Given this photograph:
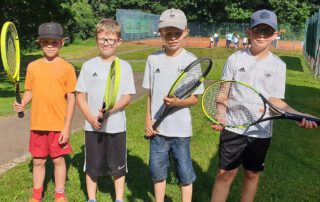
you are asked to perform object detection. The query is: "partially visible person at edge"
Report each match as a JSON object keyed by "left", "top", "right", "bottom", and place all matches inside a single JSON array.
[
  {"left": 13, "top": 22, "right": 76, "bottom": 202},
  {"left": 143, "top": 8, "right": 204, "bottom": 202},
  {"left": 209, "top": 9, "right": 318, "bottom": 202}
]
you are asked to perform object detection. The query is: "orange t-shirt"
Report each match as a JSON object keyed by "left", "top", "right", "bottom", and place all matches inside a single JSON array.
[{"left": 24, "top": 57, "right": 76, "bottom": 131}]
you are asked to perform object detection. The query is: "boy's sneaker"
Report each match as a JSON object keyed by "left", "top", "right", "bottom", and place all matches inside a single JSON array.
[{"left": 55, "top": 197, "right": 68, "bottom": 202}]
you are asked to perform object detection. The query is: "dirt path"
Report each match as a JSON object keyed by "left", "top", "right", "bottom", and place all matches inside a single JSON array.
[{"left": 0, "top": 72, "right": 147, "bottom": 174}]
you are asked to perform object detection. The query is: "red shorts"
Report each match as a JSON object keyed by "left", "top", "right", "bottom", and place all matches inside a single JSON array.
[{"left": 29, "top": 130, "right": 72, "bottom": 158}]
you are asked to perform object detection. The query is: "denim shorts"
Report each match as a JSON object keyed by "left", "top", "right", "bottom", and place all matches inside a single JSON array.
[{"left": 149, "top": 135, "right": 196, "bottom": 185}]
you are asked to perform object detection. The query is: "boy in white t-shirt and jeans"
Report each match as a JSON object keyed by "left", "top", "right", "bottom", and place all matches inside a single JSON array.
[{"left": 143, "top": 8, "right": 204, "bottom": 202}]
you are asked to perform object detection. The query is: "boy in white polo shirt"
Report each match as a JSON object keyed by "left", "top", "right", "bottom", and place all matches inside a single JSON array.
[
  {"left": 210, "top": 9, "right": 317, "bottom": 202},
  {"left": 76, "top": 18, "right": 136, "bottom": 202},
  {"left": 143, "top": 8, "right": 204, "bottom": 202}
]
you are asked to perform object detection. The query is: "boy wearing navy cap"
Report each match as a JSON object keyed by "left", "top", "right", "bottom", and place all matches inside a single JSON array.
[{"left": 210, "top": 9, "right": 317, "bottom": 202}]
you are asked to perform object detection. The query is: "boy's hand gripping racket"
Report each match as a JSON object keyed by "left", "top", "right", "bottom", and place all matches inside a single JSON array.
[
  {"left": 202, "top": 80, "right": 320, "bottom": 129},
  {"left": 146, "top": 57, "right": 213, "bottom": 139},
  {"left": 1, "top": 22, "right": 24, "bottom": 118},
  {"left": 98, "top": 57, "right": 120, "bottom": 123}
]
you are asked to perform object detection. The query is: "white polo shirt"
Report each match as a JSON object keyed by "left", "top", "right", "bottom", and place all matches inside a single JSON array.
[
  {"left": 142, "top": 49, "right": 204, "bottom": 137},
  {"left": 76, "top": 57, "right": 136, "bottom": 133},
  {"left": 221, "top": 49, "right": 286, "bottom": 138}
]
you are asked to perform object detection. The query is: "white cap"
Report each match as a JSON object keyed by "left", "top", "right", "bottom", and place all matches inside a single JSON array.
[{"left": 158, "top": 8, "right": 187, "bottom": 30}]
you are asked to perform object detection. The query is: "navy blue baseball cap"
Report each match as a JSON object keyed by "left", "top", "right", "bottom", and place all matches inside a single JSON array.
[
  {"left": 38, "top": 22, "right": 63, "bottom": 39},
  {"left": 250, "top": 9, "right": 278, "bottom": 31}
]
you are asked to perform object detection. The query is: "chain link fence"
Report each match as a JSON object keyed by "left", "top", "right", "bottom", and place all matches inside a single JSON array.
[
  {"left": 116, "top": 9, "right": 305, "bottom": 51},
  {"left": 116, "top": 9, "right": 160, "bottom": 41},
  {"left": 304, "top": 10, "right": 320, "bottom": 78}
]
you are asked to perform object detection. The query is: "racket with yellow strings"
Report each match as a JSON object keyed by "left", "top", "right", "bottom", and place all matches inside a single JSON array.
[{"left": 1, "top": 22, "right": 24, "bottom": 118}]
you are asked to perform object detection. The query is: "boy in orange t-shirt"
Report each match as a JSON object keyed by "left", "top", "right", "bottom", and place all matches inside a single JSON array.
[{"left": 13, "top": 22, "right": 76, "bottom": 202}]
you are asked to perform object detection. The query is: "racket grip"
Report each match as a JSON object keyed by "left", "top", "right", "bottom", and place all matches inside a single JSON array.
[
  {"left": 18, "top": 111, "right": 24, "bottom": 118},
  {"left": 15, "top": 86, "right": 24, "bottom": 118},
  {"left": 98, "top": 110, "right": 110, "bottom": 123},
  {"left": 152, "top": 119, "right": 161, "bottom": 130},
  {"left": 98, "top": 117, "right": 104, "bottom": 123},
  {"left": 144, "top": 120, "right": 162, "bottom": 140},
  {"left": 286, "top": 113, "right": 320, "bottom": 125}
]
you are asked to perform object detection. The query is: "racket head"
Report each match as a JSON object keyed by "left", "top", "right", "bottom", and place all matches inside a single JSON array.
[
  {"left": 1, "top": 22, "right": 20, "bottom": 82},
  {"left": 104, "top": 57, "right": 120, "bottom": 110},
  {"left": 168, "top": 57, "right": 212, "bottom": 98},
  {"left": 202, "top": 80, "right": 267, "bottom": 128}
]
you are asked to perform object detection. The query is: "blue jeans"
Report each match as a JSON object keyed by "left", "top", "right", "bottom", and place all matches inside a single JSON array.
[{"left": 149, "top": 135, "right": 196, "bottom": 185}]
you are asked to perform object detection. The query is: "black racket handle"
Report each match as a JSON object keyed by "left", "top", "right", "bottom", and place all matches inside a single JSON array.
[
  {"left": 98, "top": 110, "right": 110, "bottom": 123},
  {"left": 285, "top": 112, "right": 320, "bottom": 125},
  {"left": 143, "top": 113, "right": 165, "bottom": 140},
  {"left": 15, "top": 84, "right": 24, "bottom": 118}
]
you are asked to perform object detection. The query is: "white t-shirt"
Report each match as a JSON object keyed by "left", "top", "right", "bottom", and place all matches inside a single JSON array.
[
  {"left": 243, "top": 37, "right": 248, "bottom": 43},
  {"left": 76, "top": 56, "right": 136, "bottom": 133},
  {"left": 234, "top": 37, "right": 239, "bottom": 43},
  {"left": 221, "top": 49, "right": 286, "bottom": 138},
  {"left": 142, "top": 49, "right": 204, "bottom": 137}
]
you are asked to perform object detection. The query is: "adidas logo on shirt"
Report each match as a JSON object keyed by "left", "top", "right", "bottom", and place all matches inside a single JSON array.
[
  {"left": 239, "top": 67, "right": 245, "bottom": 72},
  {"left": 155, "top": 68, "right": 160, "bottom": 73},
  {"left": 92, "top": 72, "right": 98, "bottom": 77},
  {"left": 265, "top": 73, "right": 271, "bottom": 78}
]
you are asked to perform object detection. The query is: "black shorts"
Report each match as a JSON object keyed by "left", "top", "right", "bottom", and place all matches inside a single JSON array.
[
  {"left": 219, "top": 130, "right": 271, "bottom": 171},
  {"left": 84, "top": 130, "right": 127, "bottom": 177}
]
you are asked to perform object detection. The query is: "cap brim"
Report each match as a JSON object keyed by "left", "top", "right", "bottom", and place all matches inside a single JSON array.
[
  {"left": 38, "top": 34, "right": 63, "bottom": 39},
  {"left": 159, "top": 22, "right": 186, "bottom": 30},
  {"left": 250, "top": 22, "right": 277, "bottom": 31}
]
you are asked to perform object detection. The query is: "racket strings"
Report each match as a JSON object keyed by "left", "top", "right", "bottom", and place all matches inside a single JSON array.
[
  {"left": 6, "top": 32, "right": 17, "bottom": 76},
  {"left": 203, "top": 82, "right": 265, "bottom": 127},
  {"left": 174, "top": 65, "right": 203, "bottom": 98}
]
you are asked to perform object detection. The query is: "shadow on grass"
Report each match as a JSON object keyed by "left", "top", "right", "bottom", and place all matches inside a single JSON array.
[
  {"left": 126, "top": 149, "right": 154, "bottom": 202},
  {"left": 192, "top": 156, "right": 218, "bottom": 201},
  {"left": 280, "top": 55, "right": 303, "bottom": 71},
  {"left": 71, "top": 145, "right": 87, "bottom": 199}
]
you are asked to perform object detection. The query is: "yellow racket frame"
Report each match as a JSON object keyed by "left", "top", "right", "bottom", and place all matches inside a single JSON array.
[
  {"left": 104, "top": 57, "right": 120, "bottom": 109},
  {"left": 1, "top": 21, "right": 20, "bottom": 82}
]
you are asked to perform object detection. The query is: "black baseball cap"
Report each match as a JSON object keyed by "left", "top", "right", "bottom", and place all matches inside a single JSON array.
[{"left": 38, "top": 22, "right": 63, "bottom": 39}]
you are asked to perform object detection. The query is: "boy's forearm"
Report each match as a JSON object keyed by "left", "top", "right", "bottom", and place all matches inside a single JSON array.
[
  {"left": 174, "top": 95, "right": 198, "bottom": 107},
  {"left": 145, "top": 92, "right": 152, "bottom": 121},
  {"left": 110, "top": 94, "right": 132, "bottom": 114},
  {"left": 64, "top": 92, "right": 76, "bottom": 129},
  {"left": 76, "top": 92, "right": 95, "bottom": 121},
  {"left": 269, "top": 97, "right": 303, "bottom": 115},
  {"left": 22, "top": 90, "right": 32, "bottom": 105}
]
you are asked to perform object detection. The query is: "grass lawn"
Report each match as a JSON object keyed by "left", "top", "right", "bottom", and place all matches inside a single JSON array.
[{"left": 0, "top": 41, "right": 320, "bottom": 201}]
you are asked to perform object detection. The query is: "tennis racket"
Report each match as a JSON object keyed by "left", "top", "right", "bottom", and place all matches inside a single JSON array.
[
  {"left": 1, "top": 22, "right": 24, "bottom": 118},
  {"left": 202, "top": 80, "right": 320, "bottom": 129},
  {"left": 151, "top": 57, "right": 213, "bottom": 132},
  {"left": 98, "top": 57, "right": 120, "bottom": 123}
]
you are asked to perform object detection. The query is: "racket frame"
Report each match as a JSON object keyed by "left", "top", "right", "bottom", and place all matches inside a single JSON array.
[
  {"left": 1, "top": 21, "right": 24, "bottom": 118},
  {"left": 98, "top": 57, "right": 120, "bottom": 122},
  {"left": 151, "top": 57, "right": 213, "bottom": 130},
  {"left": 202, "top": 80, "right": 320, "bottom": 128}
]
